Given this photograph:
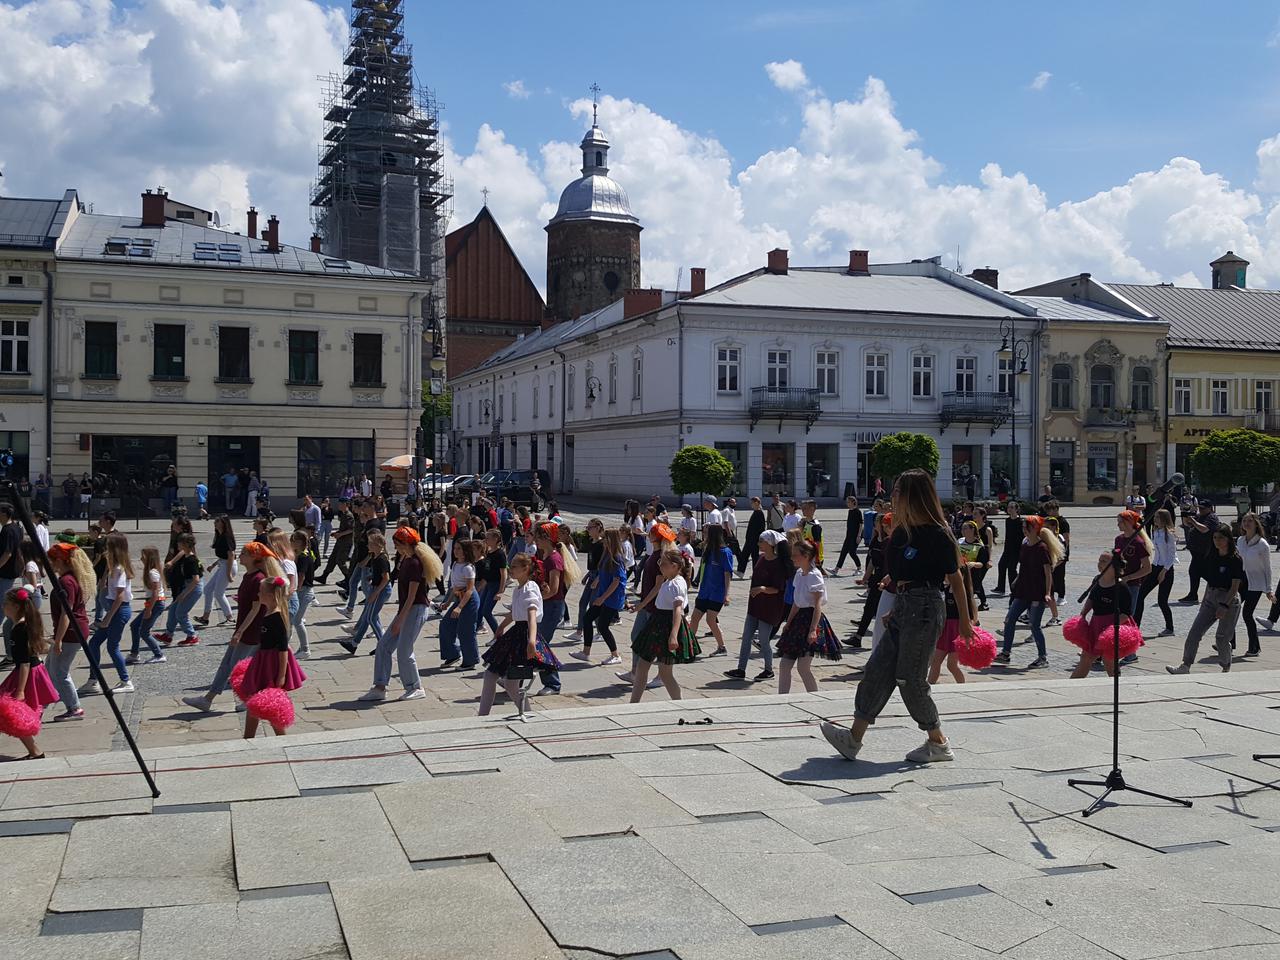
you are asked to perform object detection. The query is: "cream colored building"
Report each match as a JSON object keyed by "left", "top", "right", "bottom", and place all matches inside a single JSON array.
[{"left": 46, "top": 189, "right": 428, "bottom": 510}]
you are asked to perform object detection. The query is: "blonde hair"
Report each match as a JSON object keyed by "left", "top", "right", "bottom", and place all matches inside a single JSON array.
[
  {"left": 557, "top": 542, "right": 582, "bottom": 586},
  {"left": 261, "top": 574, "right": 292, "bottom": 634},
  {"left": 59, "top": 546, "right": 97, "bottom": 602},
  {"left": 104, "top": 532, "right": 134, "bottom": 579},
  {"left": 659, "top": 547, "right": 693, "bottom": 583},
  {"left": 268, "top": 529, "right": 293, "bottom": 561},
  {"left": 413, "top": 542, "right": 444, "bottom": 584},
  {"left": 601, "top": 528, "right": 623, "bottom": 566},
  {"left": 1037, "top": 526, "right": 1065, "bottom": 567}
]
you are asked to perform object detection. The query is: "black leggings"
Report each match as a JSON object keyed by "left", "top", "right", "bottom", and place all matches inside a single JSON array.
[
  {"left": 835, "top": 536, "right": 862, "bottom": 571},
  {"left": 1136, "top": 565, "right": 1174, "bottom": 631},
  {"left": 582, "top": 606, "right": 619, "bottom": 653},
  {"left": 972, "top": 565, "right": 988, "bottom": 605},
  {"left": 738, "top": 539, "right": 759, "bottom": 576},
  {"left": 854, "top": 583, "right": 882, "bottom": 637},
  {"left": 1052, "top": 562, "right": 1066, "bottom": 601},
  {"left": 996, "top": 550, "right": 1018, "bottom": 592},
  {"left": 1242, "top": 590, "right": 1263, "bottom": 652}
]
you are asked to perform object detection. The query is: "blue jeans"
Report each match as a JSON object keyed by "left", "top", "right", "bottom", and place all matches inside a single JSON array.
[
  {"left": 88, "top": 604, "right": 131, "bottom": 683},
  {"left": 165, "top": 583, "right": 204, "bottom": 638},
  {"left": 376, "top": 603, "right": 429, "bottom": 690},
  {"left": 47, "top": 640, "right": 82, "bottom": 711},
  {"left": 440, "top": 592, "right": 481, "bottom": 665},
  {"left": 0, "top": 576, "right": 15, "bottom": 658},
  {"left": 207, "top": 641, "right": 255, "bottom": 699},
  {"left": 536, "top": 597, "right": 564, "bottom": 691},
  {"left": 202, "top": 560, "right": 233, "bottom": 620},
  {"left": 478, "top": 582, "right": 502, "bottom": 634},
  {"left": 129, "top": 601, "right": 167, "bottom": 657},
  {"left": 319, "top": 520, "right": 333, "bottom": 556},
  {"left": 344, "top": 566, "right": 370, "bottom": 615},
  {"left": 1002, "top": 596, "right": 1047, "bottom": 658},
  {"left": 737, "top": 614, "right": 776, "bottom": 672},
  {"left": 293, "top": 587, "right": 315, "bottom": 652},
  {"left": 349, "top": 584, "right": 392, "bottom": 648}
]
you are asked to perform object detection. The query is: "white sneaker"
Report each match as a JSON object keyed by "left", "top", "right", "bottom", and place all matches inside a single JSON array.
[
  {"left": 601, "top": 655, "right": 622, "bottom": 665},
  {"left": 569, "top": 650, "right": 591, "bottom": 662},
  {"left": 77, "top": 680, "right": 101, "bottom": 695},
  {"left": 647, "top": 677, "right": 663, "bottom": 690},
  {"left": 182, "top": 694, "right": 213, "bottom": 712},
  {"left": 145, "top": 654, "right": 167, "bottom": 664},
  {"left": 295, "top": 649, "right": 310, "bottom": 660},
  {"left": 111, "top": 680, "right": 135, "bottom": 693},
  {"left": 1257, "top": 618, "right": 1275, "bottom": 631},
  {"left": 566, "top": 631, "right": 583, "bottom": 643},
  {"left": 820, "top": 721, "right": 863, "bottom": 761},
  {"left": 615, "top": 670, "right": 634, "bottom": 684},
  {"left": 905, "top": 738, "right": 954, "bottom": 763},
  {"left": 399, "top": 687, "right": 426, "bottom": 701},
  {"left": 358, "top": 687, "right": 388, "bottom": 701},
  {"left": 1166, "top": 663, "right": 1191, "bottom": 675},
  {"left": 533, "top": 685, "right": 557, "bottom": 697}
]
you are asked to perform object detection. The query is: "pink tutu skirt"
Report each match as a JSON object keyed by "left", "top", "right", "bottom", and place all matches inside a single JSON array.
[
  {"left": 936, "top": 619, "right": 962, "bottom": 653},
  {"left": 238, "top": 648, "right": 307, "bottom": 700},
  {"left": 1062, "top": 614, "right": 1143, "bottom": 660},
  {"left": 0, "top": 664, "right": 60, "bottom": 713}
]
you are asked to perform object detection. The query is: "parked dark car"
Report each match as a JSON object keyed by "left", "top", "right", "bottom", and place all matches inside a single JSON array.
[{"left": 457, "top": 469, "right": 550, "bottom": 508}]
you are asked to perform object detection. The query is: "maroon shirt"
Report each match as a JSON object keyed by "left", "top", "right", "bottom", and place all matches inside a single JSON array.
[
  {"left": 1013, "top": 541, "right": 1051, "bottom": 602},
  {"left": 235, "top": 570, "right": 266, "bottom": 645},
  {"left": 52, "top": 572, "right": 90, "bottom": 642},
  {"left": 397, "top": 554, "right": 427, "bottom": 606},
  {"left": 1114, "top": 533, "right": 1149, "bottom": 578},
  {"left": 747, "top": 555, "right": 787, "bottom": 626},
  {"left": 639, "top": 552, "right": 663, "bottom": 613}
]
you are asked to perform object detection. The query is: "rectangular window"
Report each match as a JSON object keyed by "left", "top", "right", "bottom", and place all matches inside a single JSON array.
[
  {"left": 217, "top": 326, "right": 250, "bottom": 380},
  {"left": 0, "top": 319, "right": 30, "bottom": 374},
  {"left": 1087, "top": 442, "right": 1118, "bottom": 491},
  {"left": 352, "top": 333, "right": 382, "bottom": 386},
  {"left": 714, "top": 442, "right": 746, "bottom": 495},
  {"left": 1257, "top": 381, "right": 1273, "bottom": 412},
  {"left": 716, "top": 347, "right": 740, "bottom": 393},
  {"left": 762, "top": 442, "right": 794, "bottom": 496},
  {"left": 814, "top": 350, "right": 839, "bottom": 395},
  {"left": 511, "top": 382, "right": 519, "bottom": 422},
  {"left": 567, "top": 368, "right": 575, "bottom": 410},
  {"left": 954, "top": 355, "right": 976, "bottom": 393},
  {"left": 608, "top": 358, "right": 617, "bottom": 403},
  {"left": 296, "top": 437, "right": 374, "bottom": 498},
  {"left": 92, "top": 435, "right": 177, "bottom": 497},
  {"left": 864, "top": 352, "right": 887, "bottom": 397},
  {"left": 0, "top": 431, "right": 30, "bottom": 481},
  {"left": 1174, "top": 378, "right": 1192, "bottom": 415},
  {"left": 766, "top": 349, "right": 790, "bottom": 389},
  {"left": 806, "top": 442, "right": 839, "bottom": 498},
  {"left": 997, "top": 356, "right": 1014, "bottom": 397},
  {"left": 288, "top": 330, "right": 319, "bottom": 384},
  {"left": 632, "top": 354, "right": 642, "bottom": 400},
  {"left": 911, "top": 354, "right": 933, "bottom": 398},
  {"left": 532, "top": 381, "right": 540, "bottom": 418},
  {"left": 1211, "top": 379, "right": 1229, "bottom": 416},
  {"left": 84, "top": 321, "right": 118, "bottom": 378},
  {"left": 152, "top": 323, "right": 186, "bottom": 379}
]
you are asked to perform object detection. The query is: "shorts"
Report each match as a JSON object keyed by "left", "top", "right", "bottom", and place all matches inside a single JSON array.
[{"left": 694, "top": 597, "right": 724, "bottom": 614}]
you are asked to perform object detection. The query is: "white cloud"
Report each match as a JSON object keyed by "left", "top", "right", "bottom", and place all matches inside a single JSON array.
[
  {"left": 1257, "top": 133, "right": 1280, "bottom": 192},
  {"left": 503, "top": 79, "right": 530, "bottom": 100},
  {"left": 1030, "top": 70, "right": 1052, "bottom": 91},
  {"left": 765, "top": 59, "right": 810, "bottom": 93}
]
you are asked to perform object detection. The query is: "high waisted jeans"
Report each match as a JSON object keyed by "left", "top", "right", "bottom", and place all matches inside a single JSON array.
[
  {"left": 207, "top": 641, "right": 255, "bottom": 699},
  {"left": 854, "top": 586, "right": 943, "bottom": 731},
  {"left": 1002, "top": 597, "right": 1047, "bottom": 658},
  {"left": 349, "top": 584, "right": 392, "bottom": 649},
  {"left": 736, "top": 614, "right": 776, "bottom": 672},
  {"left": 87, "top": 604, "right": 131, "bottom": 683},
  {"left": 478, "top": 582, "right": 502, "bottom": 634},
  {"left": 47, "top": 640, "right": 83, "bottom": 711},
  {"left": 375, "top": 603, "right": 429, "bottom": 691},
  {"left": 536, "top": 597, "right": 564, "bottom": 691},
  {"left": 165, "top": 583, "right": 204, "bottom": 638},
  {"left": 202, "top": 560, "right": 234, "bottom": 621},
  {"left": 129, "top": 601, "right": 167, "bottom": 658},
  {"left": 292, "top": 587, "right": 315, "bottom": 653},
  {"left": 440, "top": 592, "right": 480, "bottom": 666}
]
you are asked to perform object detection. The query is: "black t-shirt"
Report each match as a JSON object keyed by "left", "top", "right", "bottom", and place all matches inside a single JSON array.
[
  {"left": 478, "top": 548, "right": 508, "bottom": 586},
  {"left": 887, "top": 525, "right": 959, "bottom": 589},
  {"left": 321, "top": 505, "right": 335, "bottom": 522},
  {"left": 213, "top": 532, "right": 232, "bottom": 561},
  {"left": 1002, "top": 516, "right": 1022, "bottom": 553},
  {"left": 586, "top": 540, "right": 604, "bottom": 574},
  {"left": 1204, "top": 552, "right": 1245, "bottom": 591},
  {"left": 0, "top": 521, "right": 21, "bottom": 578},
  {"left": 296, "top": 551, "right": 316, "bottom": 588},
  {"left": 1090, "top": 580, "right": 1133, "bottom": 617},
  {"left": 10, "top": 621, "right": 38, "bottom": 666},
  {"left": 167, "top": 554, "right": 199, "bottom": 593},
  {"left": 353, "top": 518, "right": 385, "bottom": 564},
  {"left": 260, "top": 611, "right": 288, "bottom": 651},
  {"left": 845, "top": 508, "right": 863, "bottom": 539},
  {"left": 367, "top": 553, "right": 391, "bottom": 587}
]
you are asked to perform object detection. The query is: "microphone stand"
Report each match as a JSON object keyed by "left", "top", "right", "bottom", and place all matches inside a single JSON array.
[
  {"left": 0, "top": 481, "right": 159, "bottom": 797},
  {"left": 1068, "top": 550, "right": 1189, "bottom": 817}
]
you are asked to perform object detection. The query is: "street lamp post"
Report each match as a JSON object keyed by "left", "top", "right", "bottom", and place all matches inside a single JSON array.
[
  {"left": 426, "top": 310, "right": 446, "bottom": 502},
  {"left": 999, "top": 317, "right": 1030, "bottom": 500}
]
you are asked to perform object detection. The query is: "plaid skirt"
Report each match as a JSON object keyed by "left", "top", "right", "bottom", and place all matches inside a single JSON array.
[
  {"left": 631, "top": 609, "right": 701, "bottom": 665},
  {"left": 774, "top": 607, "right": 842, "bottom": 661},
  {"left": 481, "top": 622, "right": 562, "bottom": 676}
]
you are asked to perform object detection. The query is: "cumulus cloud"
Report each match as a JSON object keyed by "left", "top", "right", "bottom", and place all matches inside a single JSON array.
[
  {"left": 503, "top": 79, "right": 530, "bottom": 100},
  {"left": 765, "top": 59, "right": 810, "bottom": 93},
  {"left": 1030, "top": 70, "right": 1052, "bottom": 91}
]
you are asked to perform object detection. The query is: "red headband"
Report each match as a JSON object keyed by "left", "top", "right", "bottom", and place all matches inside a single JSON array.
[
  {"left": 12, "top": 587, "right": 31, "bottom": 602},
  {"left": 270, "top": 576, "right": 286, "bottom": 588},
  {"left": 1024, "top": 516, "right": 1044, "bottom": 534},
  {"left": 393, "top": 527, "right": 421, "bottom": 545},
  {"left": 48, "top": 542, "right": 78, "bottom": 559},
  {"left": 536, "top": 522, "right": 560, "bottom": 544}
]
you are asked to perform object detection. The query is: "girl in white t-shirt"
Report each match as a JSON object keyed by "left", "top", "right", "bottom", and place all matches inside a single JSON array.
[
  {"left": 629, "top": 549, "right": 701, "bottom": 702},
  {"left": 774, "top": 541, "right": 842, "bottom": 694},
  {"left": 477, "top": 553, "right": 561, "bottom": 715},
  {"left": 19, "top": 542, "right": 43, "bottom": 609},
  {"left": 127, "top": 546, "right": 168, "bottom": 665},
  {"left": 84, "top": 532, "right": 134, "bottom": 694}
]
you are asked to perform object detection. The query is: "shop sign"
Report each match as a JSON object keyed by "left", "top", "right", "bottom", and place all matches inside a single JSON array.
[{"left": 844, "top": 430, "right": 885, "bottom": 444}]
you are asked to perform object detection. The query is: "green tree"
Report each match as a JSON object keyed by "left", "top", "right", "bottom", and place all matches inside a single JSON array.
[
  {"left": 669, "top": 445, "right": 734, "bottom": 499},
  {"left": 870, "top": 432, "right": 940, "bottom": 484},
  {"left": 420, "top": 383, "right": 452, "bottom": 462},
  {"left": 1187, "top": 428, "right": 1280, "bottom": 495}
]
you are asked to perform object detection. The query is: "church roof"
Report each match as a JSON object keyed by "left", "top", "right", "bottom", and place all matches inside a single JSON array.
[
  {"left": 446, "top": 206, "right": 544, "bottom": 325},
  {"left": 547, "top": 122, "right": 640, "bottom": 228}
]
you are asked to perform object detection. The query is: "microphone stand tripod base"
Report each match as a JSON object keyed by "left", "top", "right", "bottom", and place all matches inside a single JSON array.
[{"left": 1068, "top": 767, "right": 1193, "bottom": 818}]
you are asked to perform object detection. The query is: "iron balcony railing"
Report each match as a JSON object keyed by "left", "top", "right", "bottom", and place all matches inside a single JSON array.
[
  {"left": 940, "top": 391, "right": 1012, "bottom": 432},
  {"left": 749, "top": 386, "right": 821, "bottom": 433}
]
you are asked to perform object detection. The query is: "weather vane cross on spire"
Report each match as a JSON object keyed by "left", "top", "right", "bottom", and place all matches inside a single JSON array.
[
  {"left": 481, "top": 186, "right": 490, "bottom": 207},
  {"left": 590, "top": 82, "right": 601, "bottom": 125}
]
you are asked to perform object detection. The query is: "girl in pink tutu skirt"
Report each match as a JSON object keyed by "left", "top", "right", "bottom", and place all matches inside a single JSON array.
[
  {"left": 1, "top": 586, "right": 59, "bottom": 759},
  {"left": 239, "top": 575, "right": 306, "bottom": 738},
  {"left": 930, "top": 535, "right": 979, "bottom": 685},
  {"left": 1064, "top": 551, "right": 1143, "bottom": 678}
]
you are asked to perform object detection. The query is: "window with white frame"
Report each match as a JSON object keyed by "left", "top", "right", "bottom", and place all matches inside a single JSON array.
[
  {"left": 0, "top": 318, "right": 30, "bottom": 374},
  {"left": 766, "top": 349, "right": 790, "bottom": 389},
  {"left": 632, "top": 352, "right": 642, "bottom": 400},
  {"left": 717, "top": 346, "right": 740, "bottom": 393},
  {"left": 1174, "top": 378, "right": 1192, "bottom": 415},
  {"left": 1211, "top": 379, "right": 1229, "bottom": 415},
  {"left": 1131, "top": 366, "right": 1153, "bottom": 411},
  {"left": 814, "top": 350, "right": 839, "bottom": 395},
  {"left": 864, "top": 352, "right": 887, "bottom": 397},
  {"left": 1257, "top": 380, "right": 1273, "bottom": 412},
  {"left": 911, "top": 353, "right": 933, "bottom": 398},
  {"left": 954, "top": 355, "right": 976, "bottom": 393},
  {"left": 997, "top": 356, "right": 1014, "bottom": 397},
  {"left": 567, "top": 366, "right": 575, "bottom": 410},
  {"left": 608, "top": 355, "right": 618, "bottom": 403},
  {"left": 548, "top": 373, "right": 555, "bottom": 418},
  {"left": 532, "top": 376, "right": 540, "bottom": 418}
]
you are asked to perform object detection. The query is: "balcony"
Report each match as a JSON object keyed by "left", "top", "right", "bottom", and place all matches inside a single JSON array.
[
  {"left": 749, "top": 386, "right": 821, "bottom": 433},
  {"left": 1086, "top": 406, "right": 1136, "bottom": 428},
  {"left": 1247, "top": 409, "right": 1280, "bottom": 433},
  {"left": 940, "top": 391, "right": 1011, "bottom": 434}
]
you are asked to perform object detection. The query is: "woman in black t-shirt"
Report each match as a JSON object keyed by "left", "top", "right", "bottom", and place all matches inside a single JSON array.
[
  {"left": 822, "top": 469, "right": 970, "bottom": 766},
  {"left": 475, "top": 529, "right": 508, "bottom": 637},
  {"left": 160, "top": 532, "right": 203, "bottom": 646},
  {"left": 1168, "top": 523, "right": 1243, "bottom": 674}
]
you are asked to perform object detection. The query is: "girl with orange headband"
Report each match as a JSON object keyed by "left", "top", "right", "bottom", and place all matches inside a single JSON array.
[
  {"left": 996, "top": 515, "right": 1063, "bottom": 668},
  {"left": 358, "top": 528, "right": 443, "bottom": 701},
  {"left": 46, "top": 543, "right": 94, "bottom": 722}
]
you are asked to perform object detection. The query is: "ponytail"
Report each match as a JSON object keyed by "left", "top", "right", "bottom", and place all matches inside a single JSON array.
[
  {"left": 262, "top": 575, "right": 292, "bottom": 634},
  {"left": 413, "top": 541, "right": 444, "bottom": 584},
  {"left": 557, "top": 543, "right": 582, "bottom": 586},
  {"left": 4, "top": 586, "right": 45, "bottom": 655}
]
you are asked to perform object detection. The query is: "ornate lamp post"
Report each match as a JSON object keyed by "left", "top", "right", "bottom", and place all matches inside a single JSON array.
[{"left": 999, "top": 317, "right": 1030, "bottom": 499}]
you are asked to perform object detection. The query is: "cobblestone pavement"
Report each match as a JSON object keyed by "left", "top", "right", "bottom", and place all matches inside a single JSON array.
[{"left": 19, "top": 504, "right": 1278, "bottom": 759}]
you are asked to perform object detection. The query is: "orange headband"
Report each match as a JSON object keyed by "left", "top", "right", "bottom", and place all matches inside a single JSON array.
[
  {"left": 1119, "top": 510, "right": 1143, "bottom": 529},
  {"left": 1023, "top": 516, "right": 1044, "bottom": 534},
  {"left": 536, "top": 522, "right": 560, "bottom": 543},
  {"left": 48, "top": 542, "right": 78, "bottom": 559},
  {"left": 393, "top": 527, "right": 421, "bottom": 545},
  {"left": 651, "top": 522, "right": 676, "bottom": 542},
  {"left": 242, "top": 541, "right": 277, "bottom": 561}
]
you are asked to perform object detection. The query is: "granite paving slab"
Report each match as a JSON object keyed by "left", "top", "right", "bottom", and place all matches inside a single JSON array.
[
  {"left": 765, "top": 794, "right": 925, "bottom": 844},
  {"left": 644, "top": 769, "right": 820, "bottom": 817},
  {"left": 139, "top": 894, "right": 347, "bottom": 960},
  {"left": 672, "top": 921, "right": 896, "bottom": 959},
  {"left": 0, "top": 834, "right": 67, "bottom": 936},
  {"left": 615, "top": 746, "right": 759, "bottom": 777},
  {"left": 283, "top": 736, "right": 429, "bottom": 791},
  {"left": 51, "top": 811, "right": 235, "bottom": 911},
  {"left": 0, "top": 933, "right": 140, "bottom": 960},
  {"left": 402, "top": 726, "right": 542, "bottom": 769},
  {"left": 821, "top": 819, "right": 992, "bottom": 865},
  {"left": 1005, "top": 926, "right": 1139, "bottom": 960},
  {"left": 497, "top": 836, "right": 751, "bottom": 955},
  {"left": 840, "top": 912, "right": 1008, "bottom": 959},
  {"left": 908, "top": 889, "right": 1056, "bottom": 954},
  {"left": 232, "top": 793, "right": 410, "bottom": 890},
  {"left": 0, "top": 764, "right": 156, "bottom": 820},
  {"left": 331, "top": 863, "right": 565, "bottom": 960},
  {"left": 153, "top": 755, "right": 298, "bottom": 806},
  {"left": 857, "top": 852, "right": 1043, "bottom": 895}
]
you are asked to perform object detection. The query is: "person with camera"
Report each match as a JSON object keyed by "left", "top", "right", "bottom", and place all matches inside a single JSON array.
[{"left": 1178, "top": 501, "right": 1218, "bottom": 604}]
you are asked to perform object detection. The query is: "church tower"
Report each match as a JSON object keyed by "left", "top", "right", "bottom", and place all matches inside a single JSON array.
[{"left": 545, "top": 91, "right": 642, "bottom": 322}]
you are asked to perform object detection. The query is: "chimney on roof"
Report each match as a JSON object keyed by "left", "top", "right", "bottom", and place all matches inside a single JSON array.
[
  {"left": 689, "top": 267, "right": 706, "bottom": 296},
  {"left": 767, "top": 248, "right": 789, "bottom": 275},
  {"left": 968, "top": 266, "right": 999, "bottom": 289},
  {"left": 624, "top": 288, "right": 664, "bottom": 319},
  {"left": 247, "top": 206, "right": 258, "bottom": 241},
  {"left": 310, "top": 234, "right": 322, "bottom": 253},
  {"left": 141, "top": 188, "right": 167, "bottom": 227},
  {"left": 1210, "top": 250, "right": 1249, "bottom": 289},
  {"left": 848, "top": 250, "right": 869, "bottom": 275},
  {"left": 265, "top": 215, "right": 281, "bottom": 254}
]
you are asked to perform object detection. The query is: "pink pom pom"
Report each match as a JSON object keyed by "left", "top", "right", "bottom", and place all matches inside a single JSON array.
[
  {"left": 1100, "top": 621, "right": 1145, "bottom": 660},
  {"left": 246, "top": 687, "right": 295, "bottom": 729},
  {"left": 0, "top": 696, "right": 41, "bottom": 739},
  {"left": 1062, "top": 615, "right": 1092, "bottom": 652},
  {"left": 229, "top": 658, "right": 251, "bottom": 702},
  {"left": 954, "top": 627, "right": 998, "bottom": 670}
]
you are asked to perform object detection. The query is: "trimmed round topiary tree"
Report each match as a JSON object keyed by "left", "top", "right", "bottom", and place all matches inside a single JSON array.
[
  {"left": 870, "top": 432, "right": 941, "bottom": 486},
  {"left": 669, "top": 444, "right": 734, "bottom": 501}
]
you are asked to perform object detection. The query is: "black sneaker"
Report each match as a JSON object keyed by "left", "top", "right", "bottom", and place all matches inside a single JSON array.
[
  {"left": 993, "top": 652, "right": 1011, "bottom": 665},
  {"left": 844, "top": 637, "right": 864, "bottom": 649},
  {"left": 1119, "top": 654, "right": 1139, "bottom": 665},
  {"left": 441, "top": 656, "right": 461, "bottom": 668},
  {"left": 1177, "top": 595, "right": 1198, "bottom": 604},
  {"left": 753, "top": 669, "right": 775, "bottom": 681},
  {"left": 723, "top": 668, "right": 747, "bottom": 680},
  {"left": 1028, "top": 656, "right": 1049, "bottom": 669},
  {"left": 339, "top": 640, "right": 358, "bottom": 655}
]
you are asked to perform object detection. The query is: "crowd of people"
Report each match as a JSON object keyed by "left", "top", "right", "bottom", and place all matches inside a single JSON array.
[{"left": 0, "top": 471, "right": 1275, "bottom": 763}]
